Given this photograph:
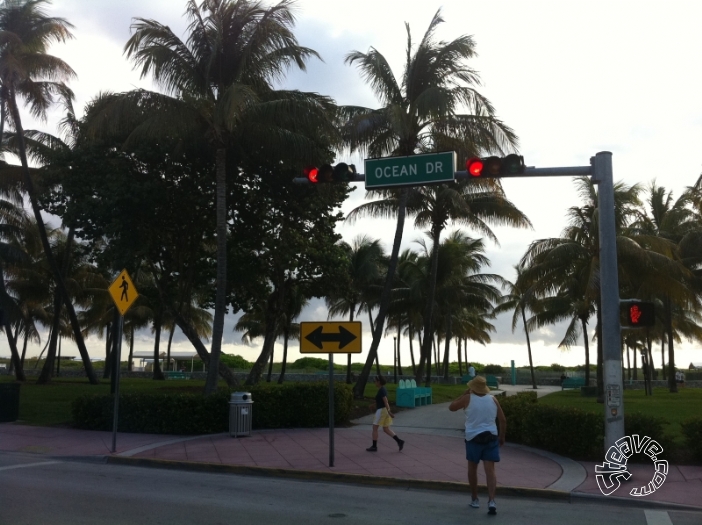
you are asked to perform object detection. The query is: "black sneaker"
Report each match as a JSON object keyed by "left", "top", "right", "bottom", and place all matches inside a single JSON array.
[
  {"left": 397, "top": 439, "right": 405, "bottom": 451},
  {"left": 488, "top": 500, "right": 496, "bottom": 515},
  {"left": 366, "top": 446, "right": 377, "bottom": 452}
]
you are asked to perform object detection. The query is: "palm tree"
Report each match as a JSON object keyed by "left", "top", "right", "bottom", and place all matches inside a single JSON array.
[
  {"left": 495, "top": 266, "right": 541, "bottom": 389},
  {"left": 325, "top": 235, "right": 385, "bottom": 383},
  {"left": 89, "top": 0, "right": 332, "bottom": 395},
  {"left": 343, "top": 8, "right": 518, "bottom": 398},
  {"left": 0, "top": 0, "right": 98, "bottom": 383},
  {"left": 628, "top": 182, "right": 702, "bottom": 392}
]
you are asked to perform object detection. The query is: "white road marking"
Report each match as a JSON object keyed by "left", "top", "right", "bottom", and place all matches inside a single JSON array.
[
  {"left": 644, "top": 510, "right": 673, "bottom": 525},
  {"left": 0, "top": 460, "right": 61, "bottom": 472}
]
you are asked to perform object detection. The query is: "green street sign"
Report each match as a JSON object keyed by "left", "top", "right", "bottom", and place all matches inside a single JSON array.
[{"left": 364, "top": 151, "right": 457, "bottom": 189}]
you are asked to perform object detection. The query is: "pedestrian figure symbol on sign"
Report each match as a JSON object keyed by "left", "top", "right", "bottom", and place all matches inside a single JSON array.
[{"left": 120, "top": 275, "right": 129, "bottom": 301}]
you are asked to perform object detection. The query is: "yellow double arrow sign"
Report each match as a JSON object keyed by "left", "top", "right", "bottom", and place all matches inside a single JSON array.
[{"left": 300, "top": 322, "right": 362, "bottom": 354}]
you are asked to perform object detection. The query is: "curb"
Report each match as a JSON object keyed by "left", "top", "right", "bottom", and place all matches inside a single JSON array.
[
  {"left": 570, "top": 491, "right": 702, "bottom": 512},
  {"left": 107, "top": 455, "right": 571, "bottom": 501}
]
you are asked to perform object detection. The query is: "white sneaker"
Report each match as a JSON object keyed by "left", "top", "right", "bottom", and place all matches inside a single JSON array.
[
  {"left": 488, "top": 500, "right": 497, "bottom": 515},
  {"left": 470, "top": 498, "right": 479, "bottom": 508}
]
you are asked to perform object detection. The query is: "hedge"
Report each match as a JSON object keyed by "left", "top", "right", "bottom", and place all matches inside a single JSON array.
[
  {"left": 681, "top": 417, "right": 702, "bottom": 462},
  {"left": 72, "top": 382, "right": 354, "bottom": 434},
  {"left": 498, "top": 392, "right": 674, "bottom": 461}
]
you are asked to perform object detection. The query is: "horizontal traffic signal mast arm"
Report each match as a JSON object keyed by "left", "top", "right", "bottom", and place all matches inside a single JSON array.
[
  {"left": 294, "top": 166, "right": 593, "bottom": 184},
  {"left": 456, "top": 165, "right": 593, "bottom": 179},
  {"left": 293, "top": 173, "right": 366, "bottom": 184}
]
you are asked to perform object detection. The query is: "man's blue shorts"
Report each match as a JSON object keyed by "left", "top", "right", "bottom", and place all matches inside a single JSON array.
[{"left": 465, "top": 438, "right": 500, "bottom": 463}]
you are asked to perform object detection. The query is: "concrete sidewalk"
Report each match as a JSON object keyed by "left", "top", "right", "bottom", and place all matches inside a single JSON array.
[{"left": 0, "top": 387, "right": 700, "bottom": 510}]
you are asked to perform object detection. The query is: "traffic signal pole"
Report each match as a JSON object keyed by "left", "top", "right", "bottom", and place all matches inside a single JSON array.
[
  {"left": 296, "top": 151, "right": 624, "bottom": 452},
  {"left": 591, "top": 152, "right": 625, "bottom": 451}
]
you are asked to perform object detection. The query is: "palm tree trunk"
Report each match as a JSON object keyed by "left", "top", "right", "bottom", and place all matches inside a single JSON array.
[
  {"left": 352, "top": 189, "right": 408, "bottom": 399},
  {"left": 166, "top": 326, "right": 175, "bottom": 372},
  {"left": 457, "top": 337, "right": 462, "bottom": 376},
  {"left": 661, "top": 337, "right": 666, "bottom": 380},
  {"left": 278, "top": 328, "right": 289, "bottom": 384},
  {"left": 416, "top": 227, "right": 442, "bottom": 385},
  {"left": 56, "top": 336, "right": 62, "bottom": 377},
  {"left": 625, "top": 344, "right": 631, "bottom": 380},
  {"left": 367, "top": 309, "right": 381, "bottom": 375},
  {"left": 396, "top": 323, "right": 402, "bottom": 376},
  {"left": 128, "top": 325, "right": 134, "bottom": 372},
  {"left": 37, "top": 290, "right": 62, "bottom": 384},
  {"left": 0, "top": 265, "right": 24, "bottom": 380},
  {"left": 152, "top": 309, "right": 164, "bottom": 381},
  {"left": 521, "top": 307, "right": 537, "bottom": 389},
  {"left": 580, "top": 317, "right": 590, "bottom": 385},
  {"left": 665, "top": 298, "right": 677, "bottom": 393},
  {"left": 170, "top": 309, "right": 238, "bottom": 387},
  {"left": 20, "top": 331, "right": 28, "bottom": 369},
  {"left": 632, "top": 344, "right": 637, "bottom": 380},
  {"left": 443, "top": 317, "right": 452, "bottom": 380},
  {"left": 7, "top": 91, "right": 98, "bottom": 384},
  {"left": 346, "top": 309, "right": 355, "bottom": 384},
  {"left": 35, "top": 335, "right": 50, "bottom": 368},
  {"left": 205, "top": 147, "right": 228, "bottom": 395},
  {"left": 408, "top": 328, "right": 416, "bottom": 375},
  {"left": 266, "top": 346, "right": 274, "bottom": 382}
]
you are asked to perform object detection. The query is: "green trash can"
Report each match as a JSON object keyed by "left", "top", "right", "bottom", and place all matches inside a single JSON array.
[{"left": 0, "top": 383, "right": 20, "bottom": 422}]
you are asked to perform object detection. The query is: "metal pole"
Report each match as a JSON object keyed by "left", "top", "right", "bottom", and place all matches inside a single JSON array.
[
  {"left": 593, "top": 151, "right": 625, "bottom": 450},
  {"left": 111, "top": 315, "right": 124, "bottom": 453},
  {"left": 328, "top": 353, "right": 334, "bottom": 467}
]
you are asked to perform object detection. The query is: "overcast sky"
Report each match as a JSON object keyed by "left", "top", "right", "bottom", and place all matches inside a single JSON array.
[{"left": 11, "top": 0, "right": 702, "bottom": 370}]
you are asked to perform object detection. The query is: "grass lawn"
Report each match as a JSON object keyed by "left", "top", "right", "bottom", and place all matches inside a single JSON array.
[
  {"left": 1, "top": 375, "right": 468, "bottom": 427},
  {"left": 538, "top": 387, "right": 702, "bottom": 446},
  {"left": 0, "top": 376, "right": 210, "bottom": 426}
]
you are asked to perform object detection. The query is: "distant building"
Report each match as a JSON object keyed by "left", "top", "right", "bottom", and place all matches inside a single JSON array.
[
  {"left": 131, "top": 351, "right": 204, "bottom": 373},
  {"left": 689, "top": 362, "right": 702, "bottom": 370}
]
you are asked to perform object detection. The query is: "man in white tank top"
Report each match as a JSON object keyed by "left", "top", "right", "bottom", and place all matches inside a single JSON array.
[{"left": 449, "top": 375, "right": 506, "bottom": 516}]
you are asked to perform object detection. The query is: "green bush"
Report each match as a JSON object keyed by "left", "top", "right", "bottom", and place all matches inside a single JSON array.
[
  {"left": 520, "top": 405, "right": 603, "bottom": 460},
  {"left": 289, "top": 357, "right": 344, "bottom": 371},
  {"left": 499, "top": 391, "right": 537, "bottom": 444},
  {"left": 681, "top": 417, "right": 702, "bottom": 462},
  {"left": 72, "top": 382, "right": 354, "bottom": 434},
  {"left": 219, "top": 354, "right": 251, "bottom": 369},
  {"left": 550, "top": 363, "right": 566, "bottom": 372},
  {"left": 483, "top": 364, "right": 504, "bottom": 374},
  {"left": 624, "top": 412, "right": 672, "bottom": 461},
  {"left": 250, "top": 382, "right": 353, "bottom": 429}
]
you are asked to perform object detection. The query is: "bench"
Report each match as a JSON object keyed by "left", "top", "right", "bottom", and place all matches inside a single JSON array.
[
  {"left": 396, "top": 379, "right": 432, "bottom": 408},
  {"left": 486, "top": 375, "right": 500, "bottom": 389},
  {"left": 165, "top": 371, "right": 190, "bottom": 380},
  {"left": 562, "top": 377, "right": 585, "bottom": 390}
]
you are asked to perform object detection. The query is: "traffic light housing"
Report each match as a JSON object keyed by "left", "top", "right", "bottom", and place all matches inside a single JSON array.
[
  {"left": 621, "top": 300, "right": 655, "bottom": 327},
  {"left": 304, "top": 163, "right": 357, "bottom": 183},
  {"left": 465, "top": 154, "right": 525, "bottom": 177}
]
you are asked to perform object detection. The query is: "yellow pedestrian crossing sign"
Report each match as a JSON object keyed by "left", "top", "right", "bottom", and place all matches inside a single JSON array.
[{"left": 108, "top": 269, "right": 139, "bottom": 316}]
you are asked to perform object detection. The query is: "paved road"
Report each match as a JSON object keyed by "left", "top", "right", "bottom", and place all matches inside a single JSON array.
[{"left": 1, "top": 452, "right": 700, "bottom": 525}]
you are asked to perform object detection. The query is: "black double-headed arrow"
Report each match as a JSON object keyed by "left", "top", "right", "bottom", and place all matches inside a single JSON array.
[{"left": 305, "top": 325, "right": 357, "bottom": 350}]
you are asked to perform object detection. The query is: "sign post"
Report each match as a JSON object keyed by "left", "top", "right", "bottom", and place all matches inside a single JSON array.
[
  {"left": 108, "top": 269, "right": 139, "bottom": 453},
  {"left": 300, "top": 322, "right": 362, "bottom": 466}
]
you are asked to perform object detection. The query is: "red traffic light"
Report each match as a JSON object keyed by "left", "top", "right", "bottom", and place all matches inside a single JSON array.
[
  {"left": 464, "top": 154, "right": 525, "bottom": 177},
  {"left": 466, "top": 157, "right": 484, "bottom": 177},
  {"left": 304, "top": 166, "right": 319, "bottom": 183}
]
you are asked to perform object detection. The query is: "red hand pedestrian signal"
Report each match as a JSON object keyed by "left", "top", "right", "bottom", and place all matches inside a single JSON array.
[
  {"left": 622, "top": 300, "right": 655, "bottom": 327},
  {"left": 629, "top": 305, "right": 642, "bottom": 324}
]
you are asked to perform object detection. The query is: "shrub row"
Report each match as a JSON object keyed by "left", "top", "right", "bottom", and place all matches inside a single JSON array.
[
  {"left": 499, "top": 391, "right": 673, "bottom": 461},
  {"left": 681, "top": 417, "right": 702, "bottom": 462},
  {"left": 72, "top": 382, "right": 353, "bottom": 435}
]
